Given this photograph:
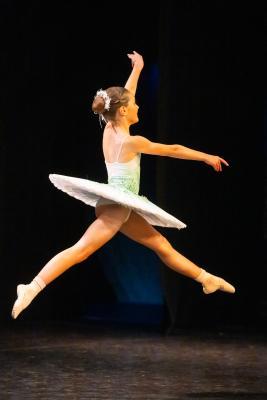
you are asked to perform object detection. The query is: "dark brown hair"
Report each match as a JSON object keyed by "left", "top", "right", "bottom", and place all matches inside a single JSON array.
[{"left": 92, "top": 87, "right": 131, "bottom": 122}]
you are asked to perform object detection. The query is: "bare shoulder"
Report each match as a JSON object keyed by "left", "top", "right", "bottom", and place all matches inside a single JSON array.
[
  {"left": 125, "top": 135, "right": 150, "bottom": 150},
  {"left": 128, "top": 134, "right": 149, "bottom": 142}
]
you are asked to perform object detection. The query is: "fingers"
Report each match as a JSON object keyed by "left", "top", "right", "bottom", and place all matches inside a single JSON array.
[
  {"left": 127, "top": 53, "right": 135, "bottom": 65},
  {"left": 212, "top": 159, "right": 222, "bottom": 172},
  {"left": 214, "top": 157, "right": 229, "bottom": 172},
  {"left": 127, "top": 54, "right": 135, "bottom": 68},
  {"left": 216, "top": 161, "right": 222, "bottom": 172},
  {"left": 220, "top": 157, "right": 229, "bottom": 167},
  {"left": 127, "top": 52, "right": 136, "bottom": 58},
  {"left": 127, "top": 50, "right": 142, "bottom": 59},
  {"left": 216, "top": 161, "right": 225, "bottom": 172},
  {"left": 207, "top": 155, "right": 229, "bottom": 172}
]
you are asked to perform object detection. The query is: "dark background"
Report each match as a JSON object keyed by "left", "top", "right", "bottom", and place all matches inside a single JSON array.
[{"left": 0, "top": 1, "right": 264, "bottom": 332}]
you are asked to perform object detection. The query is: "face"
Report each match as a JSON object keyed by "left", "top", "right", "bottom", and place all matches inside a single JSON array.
[{"left": 125, "top": 95, "right": 139, "bottom": 125}]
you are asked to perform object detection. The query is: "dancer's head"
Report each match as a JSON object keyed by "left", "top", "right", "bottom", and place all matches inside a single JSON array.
[{"left": 92, "top": 87, "right": 139, "bottom": 126}]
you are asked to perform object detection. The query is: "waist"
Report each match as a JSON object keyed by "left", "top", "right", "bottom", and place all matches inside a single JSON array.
[
  {"left": 106, "top": 165, "right": 140, "bottom": 177},
  {"left": 108, "top": 175, "right": 140, "bottom": 195}
]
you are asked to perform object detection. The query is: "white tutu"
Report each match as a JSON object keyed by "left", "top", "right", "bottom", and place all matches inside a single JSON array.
[{"left": 49, "top": 174, "right": 187, "bottom": 230}]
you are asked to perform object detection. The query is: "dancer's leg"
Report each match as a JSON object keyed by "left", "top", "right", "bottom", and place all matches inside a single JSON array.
[
  {"left": 38, "top": 205, "right": 130, "bottom": 284},
  {"left": 12, "top": 205, "right": 131, "bottom": 318},
  {"left": 120, "top": 212, "right": 235, "bottom": 294}
]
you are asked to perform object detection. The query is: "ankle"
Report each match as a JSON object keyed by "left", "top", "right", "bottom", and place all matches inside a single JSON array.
[
  {"left": 33, "top": 276, "right": 46, "bottom": 290},
  {"left": 195, "top": 268, "right": 208, "bottom": 283},
  {"left": 28, "top": 276, "right": 46, "bottom": 294}
]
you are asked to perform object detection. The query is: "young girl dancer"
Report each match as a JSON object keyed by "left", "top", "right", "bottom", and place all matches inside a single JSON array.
[{"left": 12, "top": 51, "right": 235, "bottom": 319}]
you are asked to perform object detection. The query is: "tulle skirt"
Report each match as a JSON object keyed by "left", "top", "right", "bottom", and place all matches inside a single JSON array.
[{"left": 49, "top": 174, "right": 187, "bottom": 229}]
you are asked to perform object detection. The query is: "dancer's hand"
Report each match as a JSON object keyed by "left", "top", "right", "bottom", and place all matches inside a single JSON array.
[
  {"left": 127, "top": 51, "right": 144, "bottom": 71},
  {"left": 204, "top": 154, "right": 229, "bottom": 172},
  {"left": 125, "top": 51, "right": 143, "bottom": 95}
]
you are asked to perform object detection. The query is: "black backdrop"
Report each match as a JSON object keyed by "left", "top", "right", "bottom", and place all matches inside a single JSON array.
[
  {"left": 0, "top": 1, "right": 265, "bottom": 331},
  {"left": 157, "top": 1, "right": 264, "bottom": 331}
]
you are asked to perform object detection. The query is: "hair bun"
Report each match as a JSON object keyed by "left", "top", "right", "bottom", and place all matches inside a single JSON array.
[{"left": 92, "top": 96, "right": 105, "bottom": 114}]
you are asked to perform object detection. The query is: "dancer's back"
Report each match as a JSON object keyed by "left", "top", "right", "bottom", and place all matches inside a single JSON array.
[{"left": 103, "top": 122, "right": 137, "bottom": 164}]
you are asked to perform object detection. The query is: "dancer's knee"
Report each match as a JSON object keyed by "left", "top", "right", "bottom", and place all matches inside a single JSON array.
[{"left": 71, "top": 213, "right": 127, "bottom": 263}]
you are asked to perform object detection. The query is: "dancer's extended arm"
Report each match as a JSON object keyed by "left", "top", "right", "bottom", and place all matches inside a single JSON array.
[
  {"left": 126, "top": 136, "right": 229, "bottom": 172},
  {"left": 124, "top": 51, "right": 144, "bottom": 96}
]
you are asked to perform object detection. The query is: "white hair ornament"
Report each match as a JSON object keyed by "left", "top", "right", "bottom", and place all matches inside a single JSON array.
[{"left": 95, "top": 89, "right": 111, "bottom": 111}]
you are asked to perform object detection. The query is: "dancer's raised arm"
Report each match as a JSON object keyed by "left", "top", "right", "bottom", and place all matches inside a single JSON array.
[
  {"left": 124, "top": 51, "right": 144, "bottom": 96},
  {"left": 126, "top": 135, "right": 229, "bottom": 172}
]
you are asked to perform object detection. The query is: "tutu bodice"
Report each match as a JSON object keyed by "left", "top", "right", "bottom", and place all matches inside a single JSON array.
[{"left": 105, "top": 154, "right": 141, "bottom": 195}]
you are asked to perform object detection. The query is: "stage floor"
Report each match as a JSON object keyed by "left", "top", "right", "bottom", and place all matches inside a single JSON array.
[{"left": 0, "top": 321, "right": 266, "bottom": 400}]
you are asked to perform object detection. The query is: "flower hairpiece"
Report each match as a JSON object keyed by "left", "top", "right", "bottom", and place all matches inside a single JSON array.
[{"left": 95, "top": 89, "right": 111, "bottom": 111}]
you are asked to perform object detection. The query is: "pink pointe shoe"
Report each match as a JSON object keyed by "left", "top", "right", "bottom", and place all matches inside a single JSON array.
[
  {"left": 12, "top": 284, "right": 31, "bottom": 319},
  {"left": 196, "top": 269, "right": 236, "bottom": 295},
  {"left": 11, "top": 277, "right": 46, "bottom": 319},
  {"left": 202, "top": 276, "right": 235, "bottom": 294}
]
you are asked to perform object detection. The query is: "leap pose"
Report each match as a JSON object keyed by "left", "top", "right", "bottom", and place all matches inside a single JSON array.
[{"left": 12, "top": 51, "right": 235, "bottom": 319}]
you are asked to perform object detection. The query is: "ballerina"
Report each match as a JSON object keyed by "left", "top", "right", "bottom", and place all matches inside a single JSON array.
[{"left": 12, "top": 51, "right": 235, "bottom": 319}]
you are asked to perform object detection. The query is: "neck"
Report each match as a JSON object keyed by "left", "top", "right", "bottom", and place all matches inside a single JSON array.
[{"left": 113, "top": 119, "right": 130, "bottom": 135}]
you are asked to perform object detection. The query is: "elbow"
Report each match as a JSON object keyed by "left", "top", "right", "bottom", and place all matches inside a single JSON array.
[{"left": 170, "top": 144, "right": 182, "bottom": 157}]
